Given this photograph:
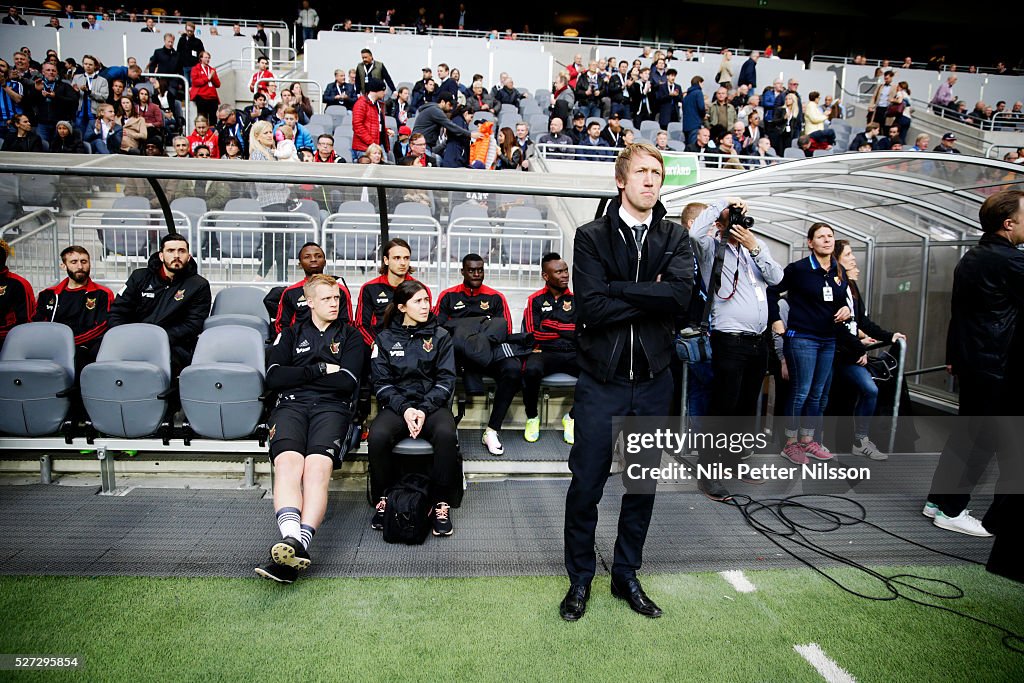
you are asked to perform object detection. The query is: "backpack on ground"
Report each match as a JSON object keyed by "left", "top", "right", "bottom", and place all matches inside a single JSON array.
[{"left": 382, "top": 473, "right": 433, "bottom": 545}]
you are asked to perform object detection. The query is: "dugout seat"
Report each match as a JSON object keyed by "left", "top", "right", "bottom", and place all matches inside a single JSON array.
[{"left": 0, "top": 323, "right": 75, "bottom": 436}]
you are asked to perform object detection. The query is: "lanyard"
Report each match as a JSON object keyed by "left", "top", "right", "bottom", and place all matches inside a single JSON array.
[{"left": 717, "top": 245, "right": 755, "bottom": 300}]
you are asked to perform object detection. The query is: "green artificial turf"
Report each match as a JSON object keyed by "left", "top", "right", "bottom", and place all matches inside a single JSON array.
[{"left": 0, "top": 565, "right": 1021, "bottom": 682}]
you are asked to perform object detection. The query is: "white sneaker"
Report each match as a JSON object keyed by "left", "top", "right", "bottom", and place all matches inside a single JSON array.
[
  {"left": 933, "top": 509, "right": 992, "bottom": 537},
  {"left": 482, "top": 428, "right": 504, "bottom": 456},
  {"left": 852, "top": 437, "right": 887, "bottom": 461},
  {"left": 921, "top": 502, "right": 939, "bottom": 519}
]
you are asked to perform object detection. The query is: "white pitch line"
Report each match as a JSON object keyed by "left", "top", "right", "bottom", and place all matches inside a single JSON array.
[
  {"left": 719, "top": 570, "right": 756, "bottom": 593},
  {"left": 794, "top": 643, "right": 857, "bottom": 683}
]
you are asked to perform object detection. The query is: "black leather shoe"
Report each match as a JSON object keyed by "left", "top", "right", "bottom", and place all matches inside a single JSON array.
[
  {"left": 698, "top": 478, "right": 734, "bottom": 502},
  {"left": 559, "top": 583, "right": 590, "bottom": 621},
  {"left": 611, "top": 577, "right": 663, "bottom": 618}
]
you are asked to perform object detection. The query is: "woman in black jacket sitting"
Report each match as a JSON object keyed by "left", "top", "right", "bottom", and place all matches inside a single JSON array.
[
  {"left": 3, "top": 114, "right": 44, "bottom": 153},
  {"left": 368, "top": 279, "right": 460, "bottom": 537}
]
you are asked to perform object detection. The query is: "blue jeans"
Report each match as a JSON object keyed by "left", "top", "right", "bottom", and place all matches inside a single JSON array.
[
  {"left": 351, "top": 149, "right": 365, "bottom": 163},
  {"left": 576, "top": 103, "right": 600, "bottom": 119},
  {"left": 685, "top": 128, "right": 699, "bottom": 145},
  {"left": 835, "top": 362, "right": 878, "bottom": 440},
  {"left": 36, "top": 123, "right": 56, "bottom": 146},
  {"left": 784, "top": 334, "right": 835, "bottom": 440}
]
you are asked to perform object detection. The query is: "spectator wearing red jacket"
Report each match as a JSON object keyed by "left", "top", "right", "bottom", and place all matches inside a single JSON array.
[
  {"left": 249, "top": 57, "right": 274, "bottom": 94},
  {"left": 190, "top": 51, "right": 221, "bottom": 123},
  {"left": 187, "top": 115, "right": 220, "bottom": 158},
  {"left": 351, "top": 77, "right": 391, "bottom": 161}
]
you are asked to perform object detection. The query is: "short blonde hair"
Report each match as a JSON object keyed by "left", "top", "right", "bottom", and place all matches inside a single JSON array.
[
  {"left": 303, "top": 273, "right": 338, "bottom": 301},
  {"left": 614, "top": 142, "right": 664, "bottom": 187}
]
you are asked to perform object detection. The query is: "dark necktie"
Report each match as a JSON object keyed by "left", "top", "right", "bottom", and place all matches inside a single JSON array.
[{"left": 632, "top": 225, "right": 646, "bottom": 250}]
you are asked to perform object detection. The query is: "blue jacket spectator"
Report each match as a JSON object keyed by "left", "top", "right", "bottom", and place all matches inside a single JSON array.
[
  {"left": 682, "top": 79, "right": 707, "bottom": 139},
  {"left": 85, "top": 119, "right": 123, "bottom": 154},
  {"left": 323, "top": 79, "right": 358, "bottom": 109},
  {"left": 576, "top": 124, "right": 613, "bottom": 161},
  {"left": 738, "top": 54, "right": 758, "bottom": 89},
  {"left": 273, "top": 120, "right": 314, "bottom": 150}
]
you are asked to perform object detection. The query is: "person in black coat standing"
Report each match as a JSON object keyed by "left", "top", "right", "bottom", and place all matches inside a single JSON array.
[
  {"left": 176, "top": 22, "right": 205, "bottom": 84},
  {"left": 560, "top": 142, "right": 694, "bottom": 621},
  {"left": 926, "top": 189, "right": 1024, "bottom": 582}
]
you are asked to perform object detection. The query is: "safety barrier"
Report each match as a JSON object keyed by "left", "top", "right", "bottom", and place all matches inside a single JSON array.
[
  {"left": 321, "top": 211, "right": 444, "bottom": 289},
  {"left": 68, "top": 208, "right": 192, "bottom": 288},
  {"left": 445, "top": 216, "right": 562, "bottom": 293},
  {"left": 195, "top": 210, "right": 319, "bottom": 288}
]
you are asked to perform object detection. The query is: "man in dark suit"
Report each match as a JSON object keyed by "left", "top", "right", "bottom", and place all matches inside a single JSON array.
[{"left": 560, "top": 142, "right": 694, "bottom": 621}]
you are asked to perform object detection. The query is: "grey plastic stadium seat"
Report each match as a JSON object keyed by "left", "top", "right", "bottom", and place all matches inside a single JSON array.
[
  {"left": 540, "top": 372, "right": 577, "bottom": 424},
  {"left": 501, "top": 206, "right": 550, "bottom": 265},
  {"left": 330, "top": 200, "right": 378, "bottom": 262},
  {"left": 586, "top": 116, "right": 607, "bottom": 131},
  {"left": 667, "top": 121, "right": 683, "bottom": 136},
  {"left": 179, "top": 325, "right": 266, "bottom": 439},
  {"left": 528, "top": 114, "right": 549, "bottom": 134},
  {"left": 18, "top": 174, "right": 59, "bottom": 208},
  {"left": 0, "top": 323, "right": 75, "bottom": 436},
  {"left": 667, "top": 140, "right": 686, "bottom": 151},
  {"left": 325, "top": 104, "right": 346, "bottom": 121},
  {"left": 639, "top": 120, "right": 660, "bottom": 139},
  {"left": 305, "top": 123, "right": 326, "bottom": 138},
  {"left": 447, "top": 202, "right": 493, "bottom": 262},
  {"left": 96, "top": 195, "right": 154, "bottom": 257},
  {"left": 308, "top": 113, "right": 333, "bottom": 129},
  {"left": 80, "top": 323, "right": 171, "bottom": 438},
  {"left": 393, "top": 437, "right": 436, "bottom": 456},
  {"left": 812, "top": 148, "right": 834, "bottom": 157},
  {"left": 783, "top": 148, "right": 806, "bottom": 159},
  {"left": 218, "top": 198, "right": 263, "bottom": 258},
  {"left": 170, "top": 196, "right": 206, "bottom": 249},
  {"left": 0, "top": 174, "right": 18, "bottom": 226},
  {"left": 393, "top": 202, "right": 437, "bottom": 259},
  {"left": 204, "top": 286, "right": 272, "bottom": 338}
]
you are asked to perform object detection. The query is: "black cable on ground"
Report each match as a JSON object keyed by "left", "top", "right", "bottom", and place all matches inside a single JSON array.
[{"left": 716, "top": 493, "right": 1024, "bottom": 654}]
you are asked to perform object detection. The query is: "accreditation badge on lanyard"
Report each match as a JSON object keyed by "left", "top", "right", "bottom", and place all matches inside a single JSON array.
[{"left": 822, "top": 276, "right": 834, "bottom": 302}]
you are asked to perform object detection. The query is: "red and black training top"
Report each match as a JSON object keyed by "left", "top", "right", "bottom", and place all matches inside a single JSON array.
[
  {"left": 272, "top": 275, "right": 353, "bottom": 335},
  {"left": 33, "top": 277, "right": 114, "bottom": 348},
  {"left": 522, "top": 286, "right": 576, "bottom": 353},
  {"left": 355, "top": 274, "right": 431, "bottom": 346},
  {"left": 0, "top": 267, "right": 35, "bottom": 348},
  {"left": 433, "top": 282, "right": 512, "bottom": 334}
]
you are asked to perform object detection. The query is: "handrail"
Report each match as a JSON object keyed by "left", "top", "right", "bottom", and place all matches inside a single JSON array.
[
  {"left": 2, "top": 208, "right": 57, "bottom": 244},
  {"left": 810, "top": 54, "right": 1013, "bottom": 76},
  {"left": 535, "top": 141, "right": 804, "bottom": 167},
  {"left": 140, "top": 72, "right": 190, "bottom": 136},
  {"left": 330, "top": 23, "right": 723, "bottom": 55},
  {"left": 254, "top": 78, "right": 324, "bottom": 115},
  {"left": 241, "top": 45, "right": 298, "bottom": 73},
  {"left": 978, "top": 111, "right": 1024, "bottom": 132},
  {"left": 20, "top": 7, "right": 286, "bottom": 30},
  {"left": 904, "top": 365, "right": 947, "bottom": 377}
]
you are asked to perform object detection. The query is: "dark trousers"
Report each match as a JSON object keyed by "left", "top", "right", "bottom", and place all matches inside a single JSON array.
[
  {"left": 522, "top": 350, "right": 578, "bottom": 419},
  {"left": 708, "top": 331, "right": 767, "bottom": 462},
  {"left": 462, "top": 355, "right": 521, "bottom": 431},
  {"left": 564, "top": 369, "right": 671, "bottom": 585},
  {"left": 928, "top": 375, "right": 1004, "bottom": 516},
  {"left": 367, "top": 407, "right": 460, "bottom": 505}
]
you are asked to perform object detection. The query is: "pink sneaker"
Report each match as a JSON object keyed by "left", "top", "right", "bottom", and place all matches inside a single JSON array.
[
  {"left": 803, "top": 441, "right": 833, "bottom": 461},
  {"left": 781, "top": 442, "right": 810, "bottom": 465}
]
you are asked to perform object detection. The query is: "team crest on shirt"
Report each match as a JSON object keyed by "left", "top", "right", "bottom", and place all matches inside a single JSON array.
[
  {"left": 0, "top": 286, "right": 6, "bottom": 296},
  {"left": 330, "top": 341, "right": 340, "bottom": 355},
  {"left": 422, "top": 337, "right": 433, "bottom": 353},
  {"left": 562, "top": 300, "right": 572, "bottom": 312},
  {"left": 85, "top": 297, "right": 97, "bottom": 310},
  {"left": 174, "top": 289, "right": 185, "bottom": 301},
  {"left": 479, "top": 300, "right": 490, "bottom": 311}
]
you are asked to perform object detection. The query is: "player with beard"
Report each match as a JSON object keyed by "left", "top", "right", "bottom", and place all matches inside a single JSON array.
[
  {"left": 108, "top": 234, "right": 212, "bottom": 377},
  {"left": 33, "top": 245, "right": 114, "bottom": 372}
]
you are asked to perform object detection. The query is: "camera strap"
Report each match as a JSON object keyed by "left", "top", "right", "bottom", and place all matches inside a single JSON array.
[{"left": 699, "top": 237, "right": 730, "bottom": 335}]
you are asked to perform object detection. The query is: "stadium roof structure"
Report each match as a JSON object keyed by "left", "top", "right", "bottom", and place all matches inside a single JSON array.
[{"left": 662, "top": 152, "right": 1024, "bottom": 247}]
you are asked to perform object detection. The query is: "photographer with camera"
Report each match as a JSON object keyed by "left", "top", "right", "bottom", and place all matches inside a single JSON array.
[{"left": 691, "top": 197, "right": 783, "bottom": 500}]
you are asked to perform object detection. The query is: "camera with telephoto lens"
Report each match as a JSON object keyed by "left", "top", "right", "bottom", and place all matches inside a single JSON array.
[{"left": 723, "top": 205, "right": 754, "bottom": 240}]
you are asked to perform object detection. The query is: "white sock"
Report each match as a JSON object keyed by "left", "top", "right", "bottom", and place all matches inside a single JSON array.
[{"left": 275, "top": 507, "right": 301, "bottom": 541}]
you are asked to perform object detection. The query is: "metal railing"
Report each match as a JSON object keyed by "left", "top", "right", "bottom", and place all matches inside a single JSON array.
[
  {"left": 241, "top": 45, "right": 299, "bottom": 73},
  {"left": 329, "top": 23, "right": 725, "bottom": 55},
  {"left": 3, "top": 209, "right": 62, "bottom": 288},
  {"left": 20, "top": 7, "right": 286, "bottom": 30},
  {"left": 445, "top": 217, "right": 562, "bottom": 292},
  {"left": 535, "top": 142, "right": 801, "bottom": 168},
  {"left": 195, "top": 211, "right": 319, "bottom": 288},
  {"left": 68, "top": 208, "right": 192, "bottom": 288},
  {"left": 321, "top": 211, "right": 444, "bottom": 288},
  {"left": 254, "top": 78, "right": 325, "bottom": 116}
]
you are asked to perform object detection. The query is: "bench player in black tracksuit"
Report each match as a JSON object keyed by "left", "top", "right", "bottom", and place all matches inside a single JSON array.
[
  {"left": 33, "top": 245, "right": 114, "bottom": 373},
  {"left": 271, "top": 242, "right": 353, "bottom": 335},
  {"left": 0, "top": 239, "right": 35, "bottom": 352},
  {"left": 434, "top": 253, "right": 518, "bottom": 456},
  {"left": 355, "top": 238, "right": 431, "bottom": 347},
  {"left": 255, "top": 274, "right": 364, "bottom": 584},
  {"left": 107, "top": 234, "right": 212, "bottom": 377},
  {"left": 521, "top": 252, "right": 577, "bottom": 445},
  {"left": 368, "top": 280, "right": 460, "bottom": 538}
]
